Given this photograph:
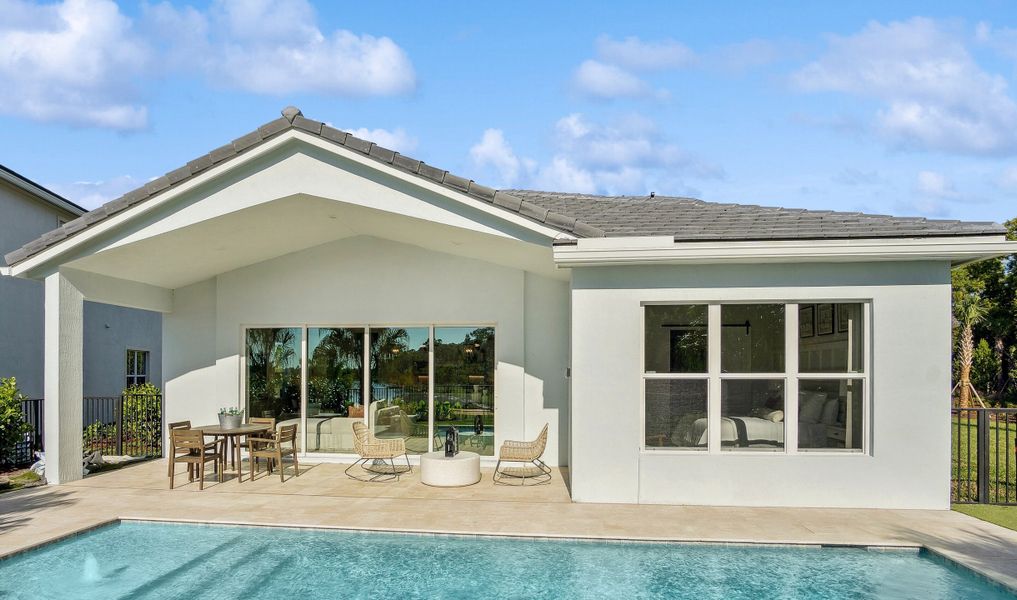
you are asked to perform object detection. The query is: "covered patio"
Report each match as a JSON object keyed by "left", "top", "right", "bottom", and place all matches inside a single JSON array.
[{"left": 5, "top": 107, "right": 571, "bottom": 485}]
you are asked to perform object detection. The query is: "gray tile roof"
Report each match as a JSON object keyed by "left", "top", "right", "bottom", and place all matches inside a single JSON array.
[
  {"left": 506, "top": 190, "right": 1006, "bottom": 242},
  {"left": 4, "top": 107, "right": 1007, "bottom": 267}
]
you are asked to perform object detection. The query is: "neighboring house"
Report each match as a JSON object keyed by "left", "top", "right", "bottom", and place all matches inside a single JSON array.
[
  {"left": 4, "top": 107, "right": 1015, "bottom": 510},
  {"left": 0, "top": 165, "right": 162, "bottom": 400}
]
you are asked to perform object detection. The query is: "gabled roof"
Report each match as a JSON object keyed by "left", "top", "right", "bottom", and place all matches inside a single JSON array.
[
  {"left": 4, "top": 106, "right": 1008, "bottom": 267},
  {"left": 508, "top": 190, "right": 1006, "bottom": 242},
  {"left": 0, "top": 164, "right": 86, "bottom": 217}
]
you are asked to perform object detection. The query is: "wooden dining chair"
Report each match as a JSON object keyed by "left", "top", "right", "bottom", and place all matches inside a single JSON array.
[
  {"left": 247, "top": 424, "right": 299, "bottom": 482},
  {"left": 169, "top": 429, "right": 223, "bottom": 490},
  {"left": 167, "top": 420, "right": 192, "bottom": 477},
  {"left": 241, "top": 417, "right": 277, "bottom": 471}
]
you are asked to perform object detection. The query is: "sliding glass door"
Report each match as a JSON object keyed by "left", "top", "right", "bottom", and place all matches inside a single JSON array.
[
  {"left": 434, "top": 327, "right": 496, "bottom": 456},
  {"left": 306, "top": 327, "right": 364, "bottom": 453},
  {"left": 369, "top": 327, "right": 430, "bottom": 454},
  {"left": 245, "top": 324, "right": 494, "bottom": 456},
  {"left": 246, "top": 328, "right": 302, "bottom": 422}
]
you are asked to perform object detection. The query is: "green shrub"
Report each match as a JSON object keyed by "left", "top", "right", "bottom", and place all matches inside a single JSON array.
[
  {"left": 0, "top": 378, "right": 31, "bottom": 465},
  {"left": 121, "top": 383, "right": 161, "bottom": 456}
]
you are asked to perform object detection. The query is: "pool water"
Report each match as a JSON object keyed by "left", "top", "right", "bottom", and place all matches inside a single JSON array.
[{"left": 0, "top": 522, "right": 1011, "bottom": 599}]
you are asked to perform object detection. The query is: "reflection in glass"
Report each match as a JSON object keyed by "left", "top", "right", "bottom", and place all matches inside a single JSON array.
[
  {"left": 644, "top": 305, "right": 708, "bottom": 374},
  {"left": 370, "top": 327, "right": 430, "bottom": 454},
  {"left": 246, "top": 328, "right": 302, "bottom": 424},
  {"left": 434, "top": 327, "right": 496, "bottom": 456},
  {"left": 720, "top": 379, "right": 784, "bottom": 450},
  {"left": 798, "top": 379, "right": 863, "bottom": 451},
  {"left": 721, "top": 305, "right": 785, "bottom": 373},
  {"left": 644, "top": 379, "right": 708, "bottom": 449},
  {"left": 306, "top": 328, "right": 364, "bottom": 453},
  {"left": 799, "top": 303, "right": 864, "bottom": 373}
]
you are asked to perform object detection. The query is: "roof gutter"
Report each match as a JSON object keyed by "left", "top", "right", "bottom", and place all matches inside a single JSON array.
[{"left": 552, "top": 235, "right": 1017, "bottom": 268}]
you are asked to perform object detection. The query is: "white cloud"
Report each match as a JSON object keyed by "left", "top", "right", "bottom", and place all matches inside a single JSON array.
[
  {"left": 468, "top": 113, "right": 720, "bottom": 196},
  {"left": 571, "top": 60, "right": 653, "bottom": 99},
  {"left": 594, "top": 35, "right": 697, "bottom": 71},
  {"left": 48, "top": 174, "right": 145, "bottom": 210},
  {"left": 914, "top": 170, "right": 959, "bottom": 199},
  {"left": 975, "top": 22, "right": 1017, "bottom": 63},
  {"left": 0, "top": 0, "right": 416, "bottom": 129},
  {"left": 0, "top": 0, "right": 149, "bottom": 130},
  {"left": 792, "top": 17, "right": 1017, "bottom": 155},
  {"left": 469, "top": 129, "right": 522, "bottom": 186},
  {"left": 148, "top": 0, "right": 416, "bottom": 97},
  {"left": 343, "top": 127, "right": 417, "bottom": 153}
]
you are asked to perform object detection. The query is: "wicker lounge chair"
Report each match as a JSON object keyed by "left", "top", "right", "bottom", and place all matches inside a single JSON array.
[
  {"left": 346, "top": 421, "right": 411, "bottom": 482},
  {"left": 493, "top": 423, "right": 552, "bottom": 485}
]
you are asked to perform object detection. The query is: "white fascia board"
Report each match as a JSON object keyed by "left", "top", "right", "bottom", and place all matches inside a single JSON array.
[
  {"left": 553, "top": 235, "right": 1017, "bottom": 267},
  {"left": 10, "top": 130, "right": 572, "bottom": 279}
]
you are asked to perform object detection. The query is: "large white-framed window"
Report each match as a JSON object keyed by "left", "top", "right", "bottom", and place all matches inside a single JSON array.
[{"left": 642, "top": 301, "right": 870, "bottom": 454}]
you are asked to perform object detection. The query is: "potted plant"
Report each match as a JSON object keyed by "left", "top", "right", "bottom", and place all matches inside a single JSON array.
[{"left": 218, "top": 407, "right": 244, "bottom": 429}]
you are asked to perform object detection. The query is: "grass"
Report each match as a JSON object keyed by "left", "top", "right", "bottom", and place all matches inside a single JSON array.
[
  {"left": 952, "top": 415, "right": 1016, "bottom": 504},
  {"left": 953, "top": 504, "right": 1017, "bottom": 532},
  {"left": 0, "top": 469, "right": 42, "bottom": 494}
]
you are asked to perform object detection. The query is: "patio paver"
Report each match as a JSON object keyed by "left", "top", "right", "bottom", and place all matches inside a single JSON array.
[{"left": 1, "top": 459, "right": 1016, "bottom": 591}]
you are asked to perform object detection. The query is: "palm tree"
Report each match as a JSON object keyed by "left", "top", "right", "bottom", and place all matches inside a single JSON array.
[{"left": 954, "top": 294, "right": 987, "bottom": 408}]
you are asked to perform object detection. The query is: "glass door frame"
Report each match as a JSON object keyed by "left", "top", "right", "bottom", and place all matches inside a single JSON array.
[{"left": 242, "top": 322, "right": 496, "bottom": 458}]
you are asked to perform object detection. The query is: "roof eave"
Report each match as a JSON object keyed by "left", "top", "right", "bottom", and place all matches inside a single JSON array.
[
  {"left": 0, "top": 165, "right": 85, "bottom": 217},
  {"left": 552, "top": 235, "right": 1017, "bottom": 268}
]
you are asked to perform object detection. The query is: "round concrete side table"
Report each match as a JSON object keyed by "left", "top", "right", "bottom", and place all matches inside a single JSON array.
[{"left": 420, "top": 451, "right": 481, "bottom": 487}]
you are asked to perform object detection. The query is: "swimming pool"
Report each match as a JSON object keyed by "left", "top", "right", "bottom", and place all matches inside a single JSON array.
[{"left": 0, "top": 521, "right": 1011, "bottom": 599}]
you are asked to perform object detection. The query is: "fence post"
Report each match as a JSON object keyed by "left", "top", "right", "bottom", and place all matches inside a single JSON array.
[
  {"left": 115, "top": 396, "right": 124, "bottom": 456},
  {"left": 977, "top": 409, "right": 989, "bottom": 504}
]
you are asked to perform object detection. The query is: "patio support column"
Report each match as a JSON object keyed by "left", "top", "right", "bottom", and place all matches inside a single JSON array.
[{"left": 44, "top": 271, "right": 84, "bottom": 484}]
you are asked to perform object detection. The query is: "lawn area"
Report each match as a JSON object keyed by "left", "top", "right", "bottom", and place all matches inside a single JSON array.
[
  {"left": 0, "top": 469, "right": 42, "bottom": 494},
  {"left": 952, "top": 414, "right": 1016, "bottom": 504},
  {"left": 953, "top": 504, "right": 1017, "bottom": 532}
]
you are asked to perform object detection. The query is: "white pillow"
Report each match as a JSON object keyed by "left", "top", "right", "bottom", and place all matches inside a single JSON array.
[
  {"left": 765, "top": 410, "right": 784, "bottom": 423},
  {"left": 821, "top": 398, "right": 840, "bottom": 425},
  {"left": 800, "top": 396, "right": 826, "bottom": 424}
]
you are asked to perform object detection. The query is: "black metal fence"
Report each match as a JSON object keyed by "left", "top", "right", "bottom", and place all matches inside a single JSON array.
[
  {"left": 10, "top": 398, "right": 44, "bottom": 466},
  {"left": 83, "top": 394, "right": 163, "bottom": 458},
  {"left": 952, "top": 407, "right": 1017, "bottom": 505},
  {"left": 10, "top": 394, "right": 163, "bottom": 466}
]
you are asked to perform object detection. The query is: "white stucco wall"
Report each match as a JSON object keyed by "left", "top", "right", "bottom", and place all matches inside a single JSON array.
[
  {"left": 161, "top": 236, "right": 570, "bottom": 465},
  {"left": 569, "top": 261, "right": 952, "bottom": 509}
]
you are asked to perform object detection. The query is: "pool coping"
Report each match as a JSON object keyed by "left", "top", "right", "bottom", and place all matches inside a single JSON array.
[{"left": 3, "top": 515, "right": 1014, "bottom": 595}]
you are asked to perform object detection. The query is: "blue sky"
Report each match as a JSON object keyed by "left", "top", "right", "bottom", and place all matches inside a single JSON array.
[{"left": 2, "top": 1, "right": 1016, "bottom": 222}]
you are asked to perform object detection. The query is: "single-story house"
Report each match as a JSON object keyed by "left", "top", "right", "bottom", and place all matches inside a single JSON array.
[{"left": 4, "top": 107, "right": 1014, "bottom": 509}]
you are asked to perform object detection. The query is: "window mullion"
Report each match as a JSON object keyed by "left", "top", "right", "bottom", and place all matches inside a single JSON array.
[
  {"left": 707, "top": 304, "right": 721, "bottom": 453},
  {"left": 785, "top": 303, "right": 799, "bottom": 455}
]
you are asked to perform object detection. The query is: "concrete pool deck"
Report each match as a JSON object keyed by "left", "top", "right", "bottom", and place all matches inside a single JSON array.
[{"left": 1, "top": 459, "right": 1016, "bottom": 591}]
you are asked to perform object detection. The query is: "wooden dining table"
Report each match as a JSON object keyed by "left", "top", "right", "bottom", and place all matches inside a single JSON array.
[{"left": 195, "top": 423, "right": 271, "bottom": 483}]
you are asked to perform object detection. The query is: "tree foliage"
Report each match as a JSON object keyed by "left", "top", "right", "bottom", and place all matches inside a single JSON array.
[
  {"left": 952, "top": 217, "right": 1017, "bottom": 406},
  {"left": 0, "top": 378, "right": 30, "bottom": 465}
]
